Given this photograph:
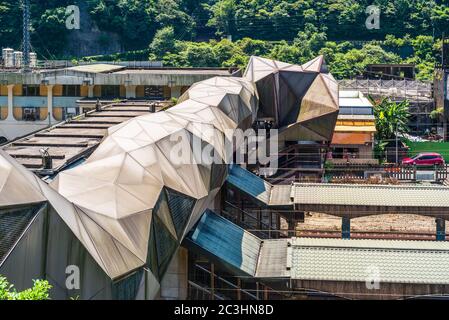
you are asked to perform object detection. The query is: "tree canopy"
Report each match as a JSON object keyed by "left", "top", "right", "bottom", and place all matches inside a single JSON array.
[{"left": 0, "top": 0, "right": 445, "bottom": 79}]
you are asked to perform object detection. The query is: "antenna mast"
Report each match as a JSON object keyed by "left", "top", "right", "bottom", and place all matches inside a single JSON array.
[{"left": 22, "top": 0, "right": 31, "bottom": 72}]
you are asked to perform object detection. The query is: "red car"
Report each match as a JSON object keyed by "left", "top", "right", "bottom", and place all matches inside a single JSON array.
[{"left": 401, "top": 152, "right": 445, "bottom": 166}]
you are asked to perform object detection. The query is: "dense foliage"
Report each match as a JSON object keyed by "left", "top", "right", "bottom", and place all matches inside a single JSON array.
[
  {"left": 0, "top": 0, "right": 446, "bottom": 79},
  {"left": 0, "top": 275, "right": 51, "bottom": 300}
]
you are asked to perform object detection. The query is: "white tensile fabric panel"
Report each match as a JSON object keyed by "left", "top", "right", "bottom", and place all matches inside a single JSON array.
[{"left": 0, "top": 151, "right": 46, "bottom": 206}]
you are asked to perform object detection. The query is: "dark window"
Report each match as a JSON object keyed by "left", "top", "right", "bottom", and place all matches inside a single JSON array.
[
  {"left": 62, "top": 85, "right": 81, "bottom": 97},
  {"left": 22, "top": 85, "right": 40, "bottom": 96},
  {"left": 63, "top": 107, "right": 78, "bottom": 119},
  {"left": 101, "top": 85, "right": 121, "bottom": 98},
  {"left": 22, "top": 107, "right": 40, "bottom": 121},
  {"left": 144, "top": 86, "right": 164, "bottom": 100},
  {"left": 419, "top": 155, "right": 435, "bottom": 160}
]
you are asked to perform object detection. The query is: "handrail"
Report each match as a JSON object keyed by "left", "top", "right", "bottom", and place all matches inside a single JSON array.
[{"left": 193, "top": 264, "right": 258, "bottom": 300}]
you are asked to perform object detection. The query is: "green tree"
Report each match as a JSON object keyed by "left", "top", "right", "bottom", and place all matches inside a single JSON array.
[
  {"left": 149, "top": 26, "right": 176, "bottom": 59},
  {"left": 374, "top": 98, "right": 410, "bottom": 141},
  {"left": 206, "top": 0, "right": 236, "bottom": 37},
  {"left": 0, "top": 276, "right": 51, "bottom": 300}
]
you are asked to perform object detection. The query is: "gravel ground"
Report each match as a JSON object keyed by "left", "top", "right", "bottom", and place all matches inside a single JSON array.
[{"left": 296, "top": 212, "right": 444, "bottom": 234}]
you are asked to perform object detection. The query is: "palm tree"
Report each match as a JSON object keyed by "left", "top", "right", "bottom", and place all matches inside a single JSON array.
[
  {"left": 371, "top": 98, "right": 410, "bottom": 161},
  {"left": 373, "top": 98, "right": 410, "bottom": 141}
]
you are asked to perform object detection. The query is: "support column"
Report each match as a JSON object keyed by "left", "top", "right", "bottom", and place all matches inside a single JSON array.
[
  {"left": 46, "top": 84, "right": 55, "bottom": 124},
  {"left": 210, "top": 263, "right": 215, "bottom": 300},
  {"left": 171, "top": 86, "right": 182, "bottom": 99},
  {"left": 88, "top": 85, "right": 94, "bottom": 98},
  {"left": 125, "top": 85, "right": 136, "bottom": 99},
  {"left": 436, "top": 218, "right": 446, "bottom": 241},
  {"left": 6, "top": 85, "right": 14, "bottom": 120},
  {"left": 342, "top": 217, "right": 351, "bottom": 239},
  {"left": 159, "top": 247, "right": 188, "bottom": 299}
]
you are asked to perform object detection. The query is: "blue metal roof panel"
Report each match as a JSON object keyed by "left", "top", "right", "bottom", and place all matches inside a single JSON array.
[
  {"left": 226, "top": 165, "right": 272, "bottom": 205},
  {"left": 189, "top": 210, "right": 262, "bottom": 276}
]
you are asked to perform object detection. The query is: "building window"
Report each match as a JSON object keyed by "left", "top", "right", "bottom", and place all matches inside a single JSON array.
[
  {"left": 62, "top": 85, "right": 81, "bottom": 97},
  {"left": 22, "top": 107, "right": 40, "bottom": 121},
  {"left": 63, "top": 107, "right": 78, "bottom": 119},
  {"left": 144, "top": 86, "right": 164, "bottom": 100},
  {"left": 101, "top": 85, "right": 121, "bottom": 98},
  {"left": 22, "top": 85, "right": 40, "bottom": 96}
]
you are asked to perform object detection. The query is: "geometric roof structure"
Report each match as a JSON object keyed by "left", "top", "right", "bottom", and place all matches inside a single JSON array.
[
  {"left": 48, "top": 56, "right": 338, "bottom": 284},
  {"left": 40, "top": 56, "right": 336, "bottom": 290},
  {"left": 244, "top": 55, "right": 339, "bottom": 141},
  {"left": 0, "top": 151, "right": 46, "bottom": 207},
  {"left": 50, "top": 75, "right": 259, "bottom": 282}
]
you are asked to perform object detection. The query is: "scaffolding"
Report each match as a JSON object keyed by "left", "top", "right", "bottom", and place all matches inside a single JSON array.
[{"left": 339, "top": 79, "right": 435, "bottom": 135}]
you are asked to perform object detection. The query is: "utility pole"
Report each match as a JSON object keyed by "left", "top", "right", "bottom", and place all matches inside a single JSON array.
[
  {"left": 22, "top": 0, "right": 31, "bottom": 72},
  {"left": 395, "top": 124, "right": 399, "bottom": 164}
]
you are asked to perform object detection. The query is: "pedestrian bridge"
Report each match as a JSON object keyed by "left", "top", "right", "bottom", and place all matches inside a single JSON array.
[
  {"left": 185, "top": 209, "right": 449, "bottom": 299},
  {"left": 226, "top": 165, "right": 449, "bottom": 239},
  {"left": 227, "top": 165, "right": 449, "bottom": 218}
]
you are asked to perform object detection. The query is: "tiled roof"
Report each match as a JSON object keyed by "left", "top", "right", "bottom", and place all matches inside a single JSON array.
[
  {"left": 293, "top": 183, "right": 449, "bottom": 208},
  {"left": 290, "top": 238, "right": 449, "bottom": 284}
]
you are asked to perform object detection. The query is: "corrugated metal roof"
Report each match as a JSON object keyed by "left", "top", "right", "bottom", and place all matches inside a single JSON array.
[
  {"left": 293, "top": 183, "right": 449, "bottom": 208},
  {"left": 255, "top": 239, "right": 290, "bottom": 278},
  {"left": 227, "top": 165, "right": 272, "bottom": 205},
  {"left": 269, "top": 185, "right": 293, "bottom": 206},
  {"left": 188, "top": 209, "right": 262, "bottom": 276},
  {"left": 66, "top": 64, "right": 125, "bottom": 73},
  {"left": 290, "top": 238, "right": 449, "bottom": 284},
  {"left": 334, "top": 125, "right": 377, "bottom": 132}
]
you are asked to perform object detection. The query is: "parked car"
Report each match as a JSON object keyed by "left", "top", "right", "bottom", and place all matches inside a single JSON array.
[{"left": 401, "top": 152, "right": 445, "bottom": 166}]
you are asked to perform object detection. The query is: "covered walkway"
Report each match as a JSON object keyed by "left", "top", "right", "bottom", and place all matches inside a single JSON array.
[{"left": 185, "top": 210, "right": 449, "bottom": 299}]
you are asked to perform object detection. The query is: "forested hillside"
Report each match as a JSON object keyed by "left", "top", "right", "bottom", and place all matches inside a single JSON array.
[{"left": 0, "top": 0, "right": 447, "bottom": 79}]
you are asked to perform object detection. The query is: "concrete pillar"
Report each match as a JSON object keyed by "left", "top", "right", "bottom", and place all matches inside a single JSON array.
[
  {"left": 171, "top": 86, "right": 182, "bottom": 99},
  {"left": 125, "top": 85, "right": 136, "bottom": 99},
  {"left": 6, "top": 85, "right": 14, "bottom": 120},
  {"left": 88, "top": 85, "right": 94, "bottom": 98},
  {"left": 160, "top": 247, "right": 188, "bottom": 300},
  {"left": 436, "top": 218, "right": 446, "bottom": 241},
  {"left": 342, "top": 217, "right": 351, "bottom": 239},
  {"left": 47, "top": 84, "right": 55, "bottom": 124}
]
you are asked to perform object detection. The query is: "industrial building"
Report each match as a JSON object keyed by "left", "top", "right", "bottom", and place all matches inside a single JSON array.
[
  {"left": 0, "top": 61, "right": 237, "bottom": 141},
  {"left": 330, "top": 90, "right": 376, "bottom": 162},
  {"left": 1, "top": 56, "right": 449, "bottom": 300}
]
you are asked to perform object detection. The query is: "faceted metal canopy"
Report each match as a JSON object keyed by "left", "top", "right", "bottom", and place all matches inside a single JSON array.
[
  {"left": 244, "top": 55, "right": 339, "bottom": 141},
  {"left": 1, "top": 56, "right": 338, "bottom": 294}
]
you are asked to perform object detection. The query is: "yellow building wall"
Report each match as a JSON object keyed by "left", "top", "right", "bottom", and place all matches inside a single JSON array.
[
  {"left": 80, "top": 86, "right": 89, "bottom": 97},
  {"left": 53, "top": 85, "right": 63, "bottom": 96},
  {"left": 136, "top": 86, "right": 145, "bottom": 98},
  {"left": 120, "top": 85, "right": 126, "bottom": 98},
  {"left": 40, "top": 107, "right": 48, "bottom": 120},
  {"left": 40, "top": 85, "right": 48, "bottom": 96},
  {"left": 94, "top": 86, "right": 101, "bottom": 97},
  {"left": 0, "top": 107, "right": 7, "bottom": 120},
  {"left": 13, "top": 85, "right": 22, "bottom": 96},
  {"left": 13, "top": 107, "right": 22, "bottom": 120},
  {"left": 53, "top": 107, "right": 63, "bottom": 121},
  {"left": 163, "top": 86, "right": 171, "bottom": 99},
  {"left": 0, "top": 86, "right": 7, "bottom": 96}
]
